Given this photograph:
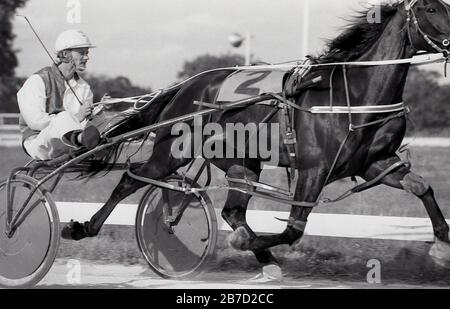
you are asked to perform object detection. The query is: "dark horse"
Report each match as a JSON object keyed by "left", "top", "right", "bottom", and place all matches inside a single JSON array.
[{"left": 63, "top": 0, "right": 450, "bottom": 276}]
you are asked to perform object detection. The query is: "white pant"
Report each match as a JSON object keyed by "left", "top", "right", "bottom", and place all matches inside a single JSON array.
[{"left": 23, "top": 111, "right": 84, "bottom": 160}]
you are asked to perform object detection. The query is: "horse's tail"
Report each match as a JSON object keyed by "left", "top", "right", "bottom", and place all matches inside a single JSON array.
[{"left": 81, "top": 87, "right": 181, "bottom": 179}]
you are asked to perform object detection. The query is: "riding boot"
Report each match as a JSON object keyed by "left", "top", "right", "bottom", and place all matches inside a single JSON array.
[
  {"left": 62, "top": 126, "right": 101, "bottom": 150},
  {"left": 79, "top": 126, "right": 101, "bottom": 149}
]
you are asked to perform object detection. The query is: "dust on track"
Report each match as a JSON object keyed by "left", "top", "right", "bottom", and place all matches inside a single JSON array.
[{"left": 35, "top": 259, "right": 448, "bottom": 289}]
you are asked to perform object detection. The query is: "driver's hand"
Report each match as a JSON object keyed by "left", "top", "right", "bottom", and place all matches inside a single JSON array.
[
  {"left": 101, "top": 93, "right": 112, "bottom": 102},
  {"left": 75, "top": 103, "right": 93, "bottom": 122},
  {"left": 100, "top": 93, "right": 113, "bottom": 110}
]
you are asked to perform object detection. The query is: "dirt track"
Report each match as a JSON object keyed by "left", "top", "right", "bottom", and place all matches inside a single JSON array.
[{"left": 35, "top": 259, "right": 448, "bottom": 289}]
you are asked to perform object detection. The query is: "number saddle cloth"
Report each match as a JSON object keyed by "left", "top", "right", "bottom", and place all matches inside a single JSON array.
[
  {"left": 215, "top": 68, "right": 290, "bottom": 104},
  {"left": 215, "top": 60, "right": 326, "bottom": 105}
]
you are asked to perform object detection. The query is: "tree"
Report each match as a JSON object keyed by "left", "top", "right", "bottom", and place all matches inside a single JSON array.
[
  {"left": 0, "top": 0, "right": 29, "bottom": 113},
  {"left": 403, "top": 67, "right": 450, "bottom": 133},
  {"left": 177, "top": 53, "right": 245, "bottom": 80}
]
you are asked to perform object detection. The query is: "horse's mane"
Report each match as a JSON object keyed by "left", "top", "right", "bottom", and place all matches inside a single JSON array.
[{"left": 316, "top": 3, "right": 399, "bottom": 63}]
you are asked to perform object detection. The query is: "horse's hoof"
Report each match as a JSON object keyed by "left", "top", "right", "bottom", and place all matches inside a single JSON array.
[
  {"left": 429, "top": 237, "right": 450, "bottom": 269},
  {"left": 61, "top": 220, "right": 90, "bottom": 241},
  {"left": 262, "top": 264, "right": 283, "bottom": 281},
  {"left": 227, "top": 226, "right": 251, "bottom": 251},
  {"left": 245, "top": 264, "right": 283, "bottom": 283}
]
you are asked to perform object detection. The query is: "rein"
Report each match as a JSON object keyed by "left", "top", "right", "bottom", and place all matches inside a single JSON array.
[
  {"left": 243, "top": 53, "right": 446, "bottom": 70},
  {"left": 93, "top": 53, "right": 445, "bottom": 110}
]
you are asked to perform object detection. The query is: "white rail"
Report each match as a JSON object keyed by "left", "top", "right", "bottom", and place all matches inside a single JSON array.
[
  {"left": 56, "top": 202, "right": 449, "bottom": 242},
  {"left": 0, "top": 113, "right": 20, "bottom": 131},
  {"left": 0, "top": 113, "right": 21, "bottom": 147}
]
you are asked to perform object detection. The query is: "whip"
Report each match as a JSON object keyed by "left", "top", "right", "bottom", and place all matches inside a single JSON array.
[{"left": 17, "top": 15, "right": 86, "bottom": 108}]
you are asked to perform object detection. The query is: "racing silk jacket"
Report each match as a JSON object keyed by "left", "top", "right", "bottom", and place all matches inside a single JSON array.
[{"left": 17, "top": 65, "right": 94, "bottom": 142}]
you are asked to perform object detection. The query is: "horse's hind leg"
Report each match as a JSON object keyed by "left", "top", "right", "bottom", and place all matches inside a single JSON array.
[
  {"left": 61, "top": 140, "right": 189, "bottom": 240},
  {"left": 361, "top": 156, "right": 450, "bottom": 265},
  {"left": 61, "top": 172, "right": 148, "bottom": 240}
]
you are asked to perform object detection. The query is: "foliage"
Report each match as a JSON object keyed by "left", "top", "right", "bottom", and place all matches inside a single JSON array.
[
  {"left": 404, "top": 67, "right": 450, "bottom": 133},
  {"left": 0, "top": 76, "right": 25, "bottom": 113},
  {"left": 0, "top": 0, "right": 29, "bottom": 113},
  {"left": 177, "top": 53, "right": 245, "bottom": 80}
]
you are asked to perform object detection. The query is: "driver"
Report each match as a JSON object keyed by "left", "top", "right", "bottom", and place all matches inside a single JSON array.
[{"left": 17, "top": 29, "right": 102, "bottom": 160}]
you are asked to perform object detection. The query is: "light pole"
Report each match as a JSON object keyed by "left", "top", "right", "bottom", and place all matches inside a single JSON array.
[
  {"left": 302, "top": 0, "right": 310, "bottom": 59},
  {"left": 229, "top": 32, "right": 253, "bottom": 65}
]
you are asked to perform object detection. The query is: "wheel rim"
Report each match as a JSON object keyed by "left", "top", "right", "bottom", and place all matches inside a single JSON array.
[
  {"left": 137, "top": 179, "right": 216, "bottom": 278},
  {"left": 0, "top": 176, "right": 58, "bottom": 285}
]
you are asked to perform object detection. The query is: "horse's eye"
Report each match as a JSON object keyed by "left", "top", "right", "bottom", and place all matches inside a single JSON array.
[{"left": 427, "top": 8, "right": 437, "bottom": 14}]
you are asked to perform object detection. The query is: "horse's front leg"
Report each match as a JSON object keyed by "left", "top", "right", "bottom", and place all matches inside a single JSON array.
[
  {"left": 361, "top": 156, "right": 450, "bottom": 266},
  {"left": 225, "top": 167, "right": 325, "bottom": 281}
]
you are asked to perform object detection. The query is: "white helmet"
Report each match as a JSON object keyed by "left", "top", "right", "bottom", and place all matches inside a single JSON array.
[{"left": 55, "top": 29, "right": 95, "bottom": 53}]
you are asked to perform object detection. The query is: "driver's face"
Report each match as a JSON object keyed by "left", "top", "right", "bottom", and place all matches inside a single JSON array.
[{"left": 70, "top": 47, "right": 90, "bottom": 72}]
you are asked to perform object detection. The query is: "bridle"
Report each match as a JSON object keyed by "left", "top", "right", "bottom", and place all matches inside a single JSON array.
[{"left": 404, "top": 0, "right": 450, "bottom": 57}]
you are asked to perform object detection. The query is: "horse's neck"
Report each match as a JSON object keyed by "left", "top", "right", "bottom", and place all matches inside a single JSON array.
[{"left": 356, "top": 11, "right": 414, "bottom": 105}]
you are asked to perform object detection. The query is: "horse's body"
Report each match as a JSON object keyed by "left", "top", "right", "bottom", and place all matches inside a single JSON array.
[{"left": 63, "top": 1, "right": 450, "bottom": 274}]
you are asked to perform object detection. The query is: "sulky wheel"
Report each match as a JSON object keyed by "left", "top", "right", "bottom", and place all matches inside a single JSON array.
[
  {"left": 135, "top": 176, "right": 217, "bottom": 279},
  {"left": 0, "top": 174, "right": 60, "bottom": 288}
]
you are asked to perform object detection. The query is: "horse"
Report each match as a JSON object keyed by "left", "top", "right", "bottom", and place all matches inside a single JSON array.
[{"left": 62, "top": 0, "right": 450, "bottom": 277}]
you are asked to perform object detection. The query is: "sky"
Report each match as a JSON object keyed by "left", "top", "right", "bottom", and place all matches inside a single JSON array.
[{"left": 13, "top": 0, "right": 450, "bottom": 89}]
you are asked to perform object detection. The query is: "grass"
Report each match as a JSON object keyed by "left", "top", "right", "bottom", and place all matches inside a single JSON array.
[{"left": 1, "top": 145, "right": 450, "bottom": 284}]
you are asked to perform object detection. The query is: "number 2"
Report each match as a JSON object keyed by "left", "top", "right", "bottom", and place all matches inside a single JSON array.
[{"left": 235, "top": 71, "right": 271, "bottom": 96}]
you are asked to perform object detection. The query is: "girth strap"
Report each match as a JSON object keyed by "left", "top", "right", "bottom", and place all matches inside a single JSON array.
[
  {"left": 271, "top": 93, "right": 298, "bottom": 182},
  {"left": 280, "top": 105, "right": 298, "bottom": 181}
]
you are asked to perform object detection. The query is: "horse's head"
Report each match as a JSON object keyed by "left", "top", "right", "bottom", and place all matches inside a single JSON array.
[{"left": 404, "top": 0, "right": 450, "bottom": 55}]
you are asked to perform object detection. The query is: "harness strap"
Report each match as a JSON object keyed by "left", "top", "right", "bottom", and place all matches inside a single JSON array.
[
  {"left": 343, "top": 65, "right": 353, "bottom": 130},
  {"left": 321, "top": 131, "right": 352, "bottom": 192},
  {"left": 268, "top": 93, "right": 408, "bottom": 115},
  {"left": 234, "top": 53, "right": 445, "bottom": 71},
  {"left": 287, "top": 218, "right": 307, "bottom": 232},
  {"left": 351, "top": 109, "right": 410, "bottom": 130},
  {"left": 265, "top": 93, "right": 298, "bottom": 182},
  {"left": 281, "top": 105, "right": 298, "bottom": 181},
  {"left": 227, "top": 177, "right": 293, "bottom": 197},
  {"left": 262, "top": 99, "right": 298, "bottom": 192},
  {"left": 308, "top": 103, "right": 407, "bottom": 114},
  {"left": 126, "top": 169, "right": 318, "bottom": 207},
  {"left": 322, "top": 160, "right": 412, "bottom": 204}
]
